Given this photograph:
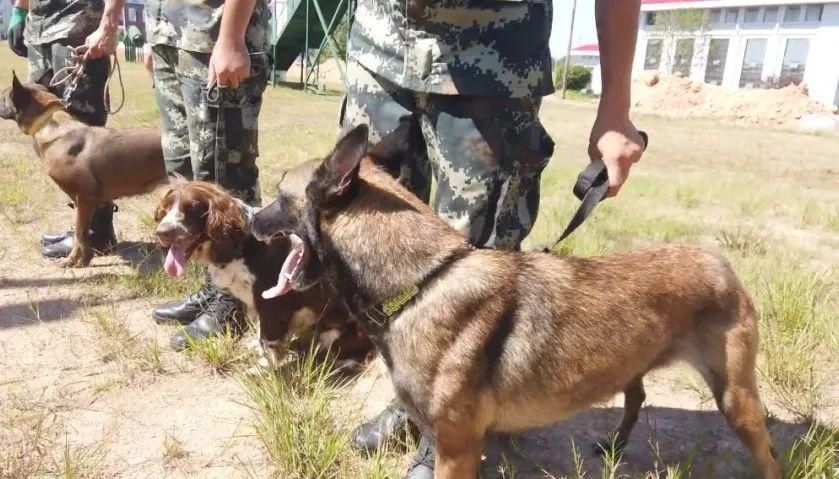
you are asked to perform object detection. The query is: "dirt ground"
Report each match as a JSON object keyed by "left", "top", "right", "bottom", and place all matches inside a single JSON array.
[{"left": 1, "top": 51, "right": 837, "bottom": 478}]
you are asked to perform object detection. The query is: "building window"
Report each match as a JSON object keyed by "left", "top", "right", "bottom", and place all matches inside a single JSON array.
[
  {"left": 805, "top": 4, "right": 823, "bottom": 22},
  {"left": 708, "top": 9, "right": 721, "bottom": 24},
  {"left": 127, "top": 7, "right": 136, "bottom": 22},
  {"left": 784, "top": 6, "right": 802, "bottom": 22},
  {"left": 763, "top": 6, "right": 779, "bottom": 23},
  {"left": 672, "top": 38, "right": 695, "bottom": 77},
  {"left": 744, "top": 7, "right": 760, "bottom": 23},
  {"left": 739, "top": 38, "right": 767, "bottom": 88},
  {"left": 705, "top": 38, "right": 729, "bottom": 85},
  {"left": 724, "top": 8, "right": 740, "bottom": 24},
  {"left": 780, "top": 38, "right": 810, "bottom": 85},
  {"left": 644, "top": 39, "right": 663, "bottom": 70}
]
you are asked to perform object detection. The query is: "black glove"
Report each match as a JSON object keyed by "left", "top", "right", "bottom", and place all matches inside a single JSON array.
[{"left": 8, "top": 7, "right": 28, "bottom": 58}]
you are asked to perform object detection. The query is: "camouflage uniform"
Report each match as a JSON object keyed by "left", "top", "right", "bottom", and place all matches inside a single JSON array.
[
  {"left": 145, "top": 0, "right": 271, "bottom": 205},
  {"left": 25, "top": 0, "right": 109, "bottom": 126},
  {"left": 342, "top": 0, "right": 555, "bottom": 249}
]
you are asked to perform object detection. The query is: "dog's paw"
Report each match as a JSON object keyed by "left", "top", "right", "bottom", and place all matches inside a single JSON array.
[{"left": 63, "top": 248, "right": 92, "bottom": 268}]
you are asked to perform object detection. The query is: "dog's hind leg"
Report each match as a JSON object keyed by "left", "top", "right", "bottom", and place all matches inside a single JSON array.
[
  {"left": 594, "top": 375, "right": 646, "bottom": 455},
  {"left": 695, "top": 300, "right": 780, "bottom": 479},
  {"left": 64, "top": 197, "right": 96, "bottom": 268}
]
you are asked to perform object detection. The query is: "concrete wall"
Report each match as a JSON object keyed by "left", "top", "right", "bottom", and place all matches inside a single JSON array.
[{"left": 634, "top": 3, "right": 839, "bottom": 107}]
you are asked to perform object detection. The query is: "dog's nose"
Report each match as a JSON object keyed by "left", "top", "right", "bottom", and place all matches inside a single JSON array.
[{"left": 156, "top": 222, "right": 178, "bottom": 245}]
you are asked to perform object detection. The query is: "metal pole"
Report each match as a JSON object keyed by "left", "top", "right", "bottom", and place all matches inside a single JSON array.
[
  {"left": 272, "top": 0, "right": 277, "bottom": 86},
  {"left": 561, "top": 0, "right": 578, "bottom": 100},
  {"left": 304, "top": 0, "right": 310, "bottom": 91}
]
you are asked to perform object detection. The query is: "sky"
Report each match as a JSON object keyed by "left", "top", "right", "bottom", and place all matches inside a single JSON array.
[{"left": 550, "top": 0, "right": 598, "bottom": 59}]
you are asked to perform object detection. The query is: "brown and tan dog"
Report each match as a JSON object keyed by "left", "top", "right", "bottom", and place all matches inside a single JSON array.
[
  {"left": 250, "top": 124, "right": 781, "bottom": 479},
  {"left": 0, "top": 73, "right": 166, "bottom": 267}
]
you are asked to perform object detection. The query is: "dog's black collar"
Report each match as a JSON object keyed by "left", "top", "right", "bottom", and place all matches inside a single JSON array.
[{"left": 364, "top": 245, "right": 473, "bottom": 333}]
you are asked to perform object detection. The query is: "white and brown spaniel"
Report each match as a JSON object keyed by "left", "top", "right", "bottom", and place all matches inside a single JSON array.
[{"left": 153, "top": 180, "right": 372, "bottom": 363}]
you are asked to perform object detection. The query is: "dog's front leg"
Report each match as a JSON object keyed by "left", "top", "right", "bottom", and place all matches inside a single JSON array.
[
  {"left": 434, "top": 422, "right": 485, "bottom": 479},
  {"left": 64, "top": 198, "right": 95, "bottom": 268}
]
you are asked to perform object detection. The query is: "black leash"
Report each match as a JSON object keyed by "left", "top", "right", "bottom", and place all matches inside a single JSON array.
[{"left": 543, "top": 131, "right": 649, "bottom": 253}]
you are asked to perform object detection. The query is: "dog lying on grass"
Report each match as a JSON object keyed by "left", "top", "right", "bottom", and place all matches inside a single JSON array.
[
  {"left": 249, "top": 123, "right": 780, "bottom": 479},
  {"left": 154, "top": 180, "right": 372, "bottom": 364},
  {"left": 0, "top": 73, "right": 166, "bottom": 267}
]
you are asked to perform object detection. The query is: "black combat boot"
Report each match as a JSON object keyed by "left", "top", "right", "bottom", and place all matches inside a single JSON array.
[
  {"left": 169, "top": 289, "right": 246, "bottom": 351},
  {"left": 152, "top": 281, "right": 217, "bottom": 325},
  {"left": 351, "top": 401, "right": 419, "bottom": 453},
  {"left": 42, "top": 202, "right": 117, "bottom": 258},
  {"left": 402, "top": 434, "right": 435, "bottom": 479},
  {"left": 41, "top": 229, "right": 73, "bottom": 245},
  {"left": 41, "top": 201, "right": 75, "bottom": 245}
]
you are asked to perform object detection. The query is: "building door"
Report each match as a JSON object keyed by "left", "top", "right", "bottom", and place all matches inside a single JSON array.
[
  {"left": 704, "top": 38, "right": 729, "bottom": 85},
  {"left": 739, "top": 38, "right": 768, "bottom": 88}
]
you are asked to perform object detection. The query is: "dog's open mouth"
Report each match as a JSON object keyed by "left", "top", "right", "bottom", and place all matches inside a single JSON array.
[{"left": 262, "top": 234, "right": 308, "bottom": 299}]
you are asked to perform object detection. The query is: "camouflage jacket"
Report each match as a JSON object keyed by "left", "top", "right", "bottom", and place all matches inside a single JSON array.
[
  {"left": 348, "top": 0, "right": 554, "bottom": 97},
  {"left": 145, "top": 0, "right": 271, "bottom": 54},
  {"left": 25, "top": 0, "right": 104, "bottom": 46}
]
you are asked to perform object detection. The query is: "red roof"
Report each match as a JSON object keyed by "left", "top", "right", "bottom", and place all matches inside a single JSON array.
[{"left": 570, "top": 43, "right": 599, "bottom": 53}]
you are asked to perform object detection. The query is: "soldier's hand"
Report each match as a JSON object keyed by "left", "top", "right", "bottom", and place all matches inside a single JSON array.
[
  {"left": 84, "top": 23, "right": 118, "bottom": 59},
  {"left": 208, "top": 39, "right": 250, "bottom": 89},
  {"left": 7, "top": 7, "right": 28, "bottom": 58},
  {"left": 588, "top": 114, "right": 645, "bottom": 198}
]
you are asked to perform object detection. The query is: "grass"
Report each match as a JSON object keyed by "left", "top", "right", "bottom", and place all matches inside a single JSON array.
[
  {"left": 162, "top": 433, "right": 188, "bottom": 464},
  {"left": 82, "top": 305, "right": 165, "bottom": 376},
  {"left": 239, "top": 350, "right": 353, "bottom": 478},
  {"left": 185, "top": 326, "right": 253, "bottom": 374},
  {"left": 753, "top": 270, "right": 835, "bottom": 419},
  {"left": 0, "top": 387, "right": 110, "bottom": 479},
  {"left": 781, "top": 423, "right": 839, "bottom": 478}
]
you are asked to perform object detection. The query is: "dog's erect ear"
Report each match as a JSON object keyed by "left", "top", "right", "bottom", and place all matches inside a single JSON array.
[
  {"left": 368, "top": 115, "right": 416, "bottom": 169},
  {"left": 324, "top": 124, "right": 369, "bottom": 199},
  {"left": 10, "top": 71, "right": 31, "bottom": 112}
]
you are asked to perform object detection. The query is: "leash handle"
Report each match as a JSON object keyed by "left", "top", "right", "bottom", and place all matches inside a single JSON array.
[{"left": 547, "top": 131, "right": 650, "bottom": 251}]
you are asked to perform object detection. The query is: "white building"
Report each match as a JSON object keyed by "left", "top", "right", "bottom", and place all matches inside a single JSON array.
[{"left": 633, "top": 0, "right": 839, "bottom": 107}]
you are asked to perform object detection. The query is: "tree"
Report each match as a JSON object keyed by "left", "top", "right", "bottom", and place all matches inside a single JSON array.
[{"left": 553, "top": 64, "right": 592, "bottom": 91}]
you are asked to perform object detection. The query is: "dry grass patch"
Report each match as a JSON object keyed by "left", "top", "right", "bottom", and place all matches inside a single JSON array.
[{"left": 82, "top": 305, "right": 165, "bottom": 376}]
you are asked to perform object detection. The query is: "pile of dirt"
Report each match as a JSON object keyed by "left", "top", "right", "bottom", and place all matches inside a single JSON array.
[{"left": 632, "top": 72, "right": 837, "bottom": 126}]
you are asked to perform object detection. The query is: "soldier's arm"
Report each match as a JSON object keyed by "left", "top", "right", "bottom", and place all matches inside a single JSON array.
[
  {"left": 208, "top": 0, "right": 258, "bottom": 89},
  {"left": 590, "top": 0, "right": 646, "bottom": 198},
  {"left": 85, "top": 0, "right": 124, "bottom": 58},
  {"left": 13, "top": 0, "right": 28, "bottom": 8}
]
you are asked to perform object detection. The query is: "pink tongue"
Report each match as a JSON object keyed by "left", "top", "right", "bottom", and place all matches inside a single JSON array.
[
  {"left": 262, "top": 243, "right": 303, "bottom": 299},
  {"left": 164, "top": 246, "right": 187, "bottom": 277}
]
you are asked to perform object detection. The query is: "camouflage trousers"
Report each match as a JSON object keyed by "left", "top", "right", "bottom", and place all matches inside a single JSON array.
[
  {"left": 27, "top": 41, "right": 109, "bottom": 126},
  {"left": 151, "top": 44, "right": 267, "bottom": 205},
  {"left": 342, "top": 60, "right": 554, "bottom": 250}
]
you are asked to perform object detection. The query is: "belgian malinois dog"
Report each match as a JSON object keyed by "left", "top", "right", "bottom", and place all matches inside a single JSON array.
[
  {"left": 0, "top": 73, "right": 165, "bottom": 267},
  {"left": 250, "top": 123, "right": 780, "bottom": 479}
]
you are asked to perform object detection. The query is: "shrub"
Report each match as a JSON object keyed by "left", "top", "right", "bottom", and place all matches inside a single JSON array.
[{"left": 554, "top": 64, "right": 593, "bottom": 91}]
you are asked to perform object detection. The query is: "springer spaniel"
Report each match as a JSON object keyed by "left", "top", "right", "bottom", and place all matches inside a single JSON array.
[{"left": 153, "top": 180, "right": 372, "bottom": 364}]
